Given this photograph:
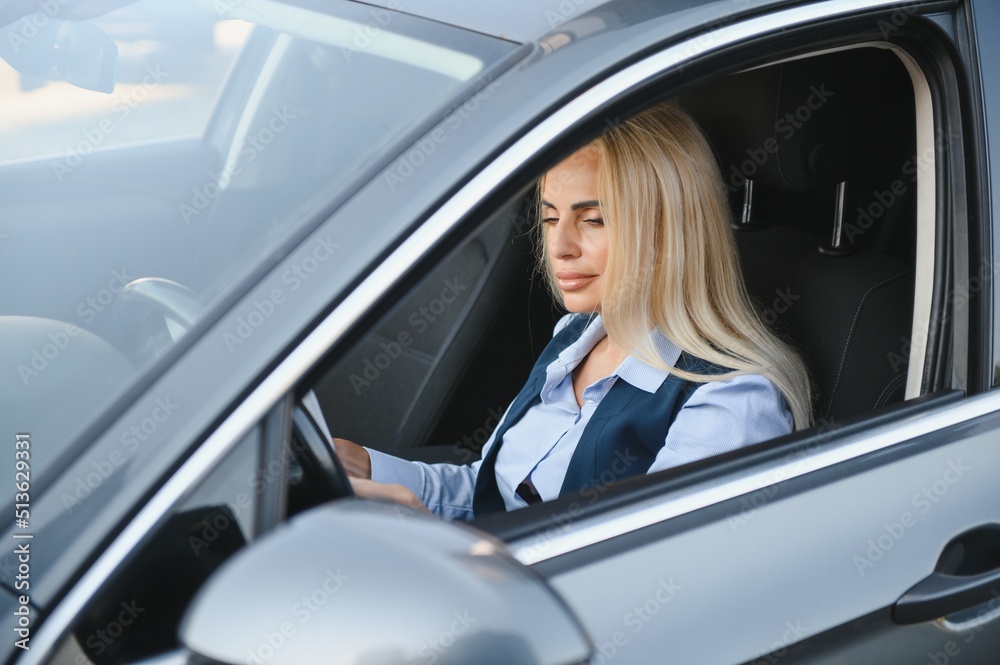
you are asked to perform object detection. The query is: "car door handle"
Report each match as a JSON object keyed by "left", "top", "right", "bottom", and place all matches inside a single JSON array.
[
  {"left": 892, "top": 526, "right": 1000, "bottom": 625},
  {"left": 893, "top": 568, "right": 1000, "bottom": 625}
]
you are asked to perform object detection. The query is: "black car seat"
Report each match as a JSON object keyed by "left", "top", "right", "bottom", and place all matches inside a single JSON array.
[
  {"left": 679, "top": 48, "right": 916, "bottom": 422},
  {"left": 314, "top": 194, "right": 537, "bottom": 457}
]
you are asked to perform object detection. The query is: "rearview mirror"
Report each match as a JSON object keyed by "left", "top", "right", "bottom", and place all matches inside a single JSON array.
[{"left": 0, "top": 16, "right": 117, "bottom": 93}]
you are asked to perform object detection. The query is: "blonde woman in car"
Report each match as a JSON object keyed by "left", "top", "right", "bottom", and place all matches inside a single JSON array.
[{"left": 332, "top": 101, "right": 812, "bottom": 519}]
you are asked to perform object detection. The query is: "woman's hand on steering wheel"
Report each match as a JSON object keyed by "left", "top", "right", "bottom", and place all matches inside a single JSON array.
[
  {"left": 331, "top": 438, "right": 372, "bottom": 479},
  {"left": 349, "top": 478, "right": 430, "bottom": 513}
]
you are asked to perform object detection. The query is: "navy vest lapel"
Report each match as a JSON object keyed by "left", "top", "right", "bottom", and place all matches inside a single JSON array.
[
  {"left": 557, "top": 352, "right": 716, "bottom": 498},
  {"left": 472, "top": 316, "right": 718, "bottom": 517},
  {"left": 558, "top": 369, "right": 687, "bottom": 496},
  {"left": 471, "top": 315, "right": 590, "bottom": 516}
]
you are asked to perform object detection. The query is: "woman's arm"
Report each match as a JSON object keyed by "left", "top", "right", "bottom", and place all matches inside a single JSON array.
[
  {"left": 332, "top": 439, "right": 479, "bottom": 518},
  {"left": 324, "top": 314, "right": 573, "bottom": 517},
  {"left": 364, "top": 448, "right": 484, "bottom": 520}
]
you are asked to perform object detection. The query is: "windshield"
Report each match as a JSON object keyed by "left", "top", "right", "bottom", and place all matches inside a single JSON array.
[{"left": 0, "top": 0, "right": 515, "bottom": 476}]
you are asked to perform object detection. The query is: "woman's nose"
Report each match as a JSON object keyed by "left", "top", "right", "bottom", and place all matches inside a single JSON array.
[{"left": 548, "top": 220, "right": 580, "bottom": 258}]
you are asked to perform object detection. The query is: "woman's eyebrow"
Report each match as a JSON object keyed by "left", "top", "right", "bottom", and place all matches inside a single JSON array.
[{"left": 540, "top": 199, "right": 602, "bottom": 210}]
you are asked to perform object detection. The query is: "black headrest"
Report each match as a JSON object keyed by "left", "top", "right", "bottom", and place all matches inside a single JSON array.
[{"left": 680, "top": 50, "right": 873, "bottom": 193}]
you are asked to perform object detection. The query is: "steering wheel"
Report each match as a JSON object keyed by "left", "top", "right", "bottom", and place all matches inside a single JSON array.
[
  {"left": 120, "top": 277, "right": 201, "bottom": 327},
  {"left": 114, "top": 277, "right": 203, "bottom": 365},
  {"left": 118, "top": 277, "right": 353, "bottom": 498},
  {"left": 290, "top": 400, "right": 355, "bottom": 499}
]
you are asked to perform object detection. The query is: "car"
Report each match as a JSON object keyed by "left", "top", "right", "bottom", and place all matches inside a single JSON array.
[{"left": 1, "top": 0, "right": 999, "bottom": 663}]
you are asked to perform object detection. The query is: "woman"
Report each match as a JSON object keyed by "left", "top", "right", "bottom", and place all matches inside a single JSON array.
[{"left": 333, "top": 101, "right": 812, "bottom": 519}]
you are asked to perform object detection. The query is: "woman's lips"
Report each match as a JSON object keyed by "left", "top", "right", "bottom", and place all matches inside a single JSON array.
[{"left": 555, "top": 271, "right": 597, "bottom": 291}]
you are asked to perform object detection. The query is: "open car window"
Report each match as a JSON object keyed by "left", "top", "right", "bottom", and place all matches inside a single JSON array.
[{"left": 303, "top": 43, "right": 933, "bottom": 515}]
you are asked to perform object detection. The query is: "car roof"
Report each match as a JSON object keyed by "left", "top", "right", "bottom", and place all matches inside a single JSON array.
[
  {"left": 359, "top": 0, "right": 614, "bottom": 41},
  {"left": 359, "top": 0, "right": 801, "bottom": 44}
]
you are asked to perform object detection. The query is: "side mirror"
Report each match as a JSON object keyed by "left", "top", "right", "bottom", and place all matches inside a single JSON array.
[{"left": 179, "top": 500, "right": 593, "bottom": 665}]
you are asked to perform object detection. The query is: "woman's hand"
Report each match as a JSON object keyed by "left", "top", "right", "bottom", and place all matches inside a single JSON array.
[
  {"left": 332, "top": 438, "right": 371, "bottom": 479},
  {"left": 350, "top": 478, "right": 431, "bottom": 514},
  {"left": 333, "top": 439, "right": 431, "bottom": 514}
]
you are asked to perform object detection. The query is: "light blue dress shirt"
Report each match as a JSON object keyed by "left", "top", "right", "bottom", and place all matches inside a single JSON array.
[{"left": 366, "top": 313, "right": 793, "bottom": 520}]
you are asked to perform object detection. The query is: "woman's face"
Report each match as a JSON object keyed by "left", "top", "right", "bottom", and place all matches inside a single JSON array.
[{"left": 541, "top": 145, "right": 608, "bottom": 314}]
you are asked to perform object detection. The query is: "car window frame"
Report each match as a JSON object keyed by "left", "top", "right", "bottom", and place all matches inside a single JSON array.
[{"left": 466, "top": 20, "right": 982, "bottom": 562}]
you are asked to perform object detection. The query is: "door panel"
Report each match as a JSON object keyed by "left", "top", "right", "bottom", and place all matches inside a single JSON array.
[{"left": 535, "top": 401, "right": 1000, "bottom": 664}]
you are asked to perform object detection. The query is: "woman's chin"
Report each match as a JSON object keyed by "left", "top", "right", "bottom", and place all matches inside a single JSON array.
[{"left": 561, "top": 295, "right": 600, "bottom": 314}]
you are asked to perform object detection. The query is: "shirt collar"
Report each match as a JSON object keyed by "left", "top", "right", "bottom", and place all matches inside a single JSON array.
[{"left": 546, "top": 314, "right": 684, "bottom": 395}]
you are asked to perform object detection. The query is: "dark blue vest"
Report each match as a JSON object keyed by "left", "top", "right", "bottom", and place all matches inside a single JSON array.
[{"left": 472, "top": 315, "right": 716, "bottom": 517}]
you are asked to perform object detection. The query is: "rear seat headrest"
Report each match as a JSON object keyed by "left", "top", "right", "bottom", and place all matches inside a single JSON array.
[{"left": 679, "top": 49, "right": 872, "bottom": 193}]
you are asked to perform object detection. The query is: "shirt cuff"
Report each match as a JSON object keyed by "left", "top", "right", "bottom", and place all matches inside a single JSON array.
[{"left": 366, "top": 447, "right": 426, "bottom": 498}]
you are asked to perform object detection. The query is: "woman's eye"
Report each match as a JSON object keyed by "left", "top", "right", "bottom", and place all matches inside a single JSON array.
[
  {"left": 542, "top": 217, "right": 558, "bottom": 225},
  {"left": 585, "top": 217, "right": 604, "bottom": 226}
]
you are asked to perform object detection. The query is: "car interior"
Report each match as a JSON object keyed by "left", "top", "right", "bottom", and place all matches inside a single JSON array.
[
  {"left": 313, "top": 45, "right": 920, "bottom": 468},
  {"left": 50, "top": 42, "right": 935, "bottom": 665}
]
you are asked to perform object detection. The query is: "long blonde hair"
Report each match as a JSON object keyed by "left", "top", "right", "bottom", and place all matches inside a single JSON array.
[{"left": 537, "top": 101, "right": 813, "bottom": 430}]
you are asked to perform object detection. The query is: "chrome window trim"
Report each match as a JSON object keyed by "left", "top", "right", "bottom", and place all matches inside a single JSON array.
[
  {"left": 510, "top": 389, "right": 1000, "bottom": 564},
  {"left": 18, "top": 1, "right": 951, "bottom": 661},
  {"left": 897, "top": 45, "right": 938, "bottom": 398}
]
